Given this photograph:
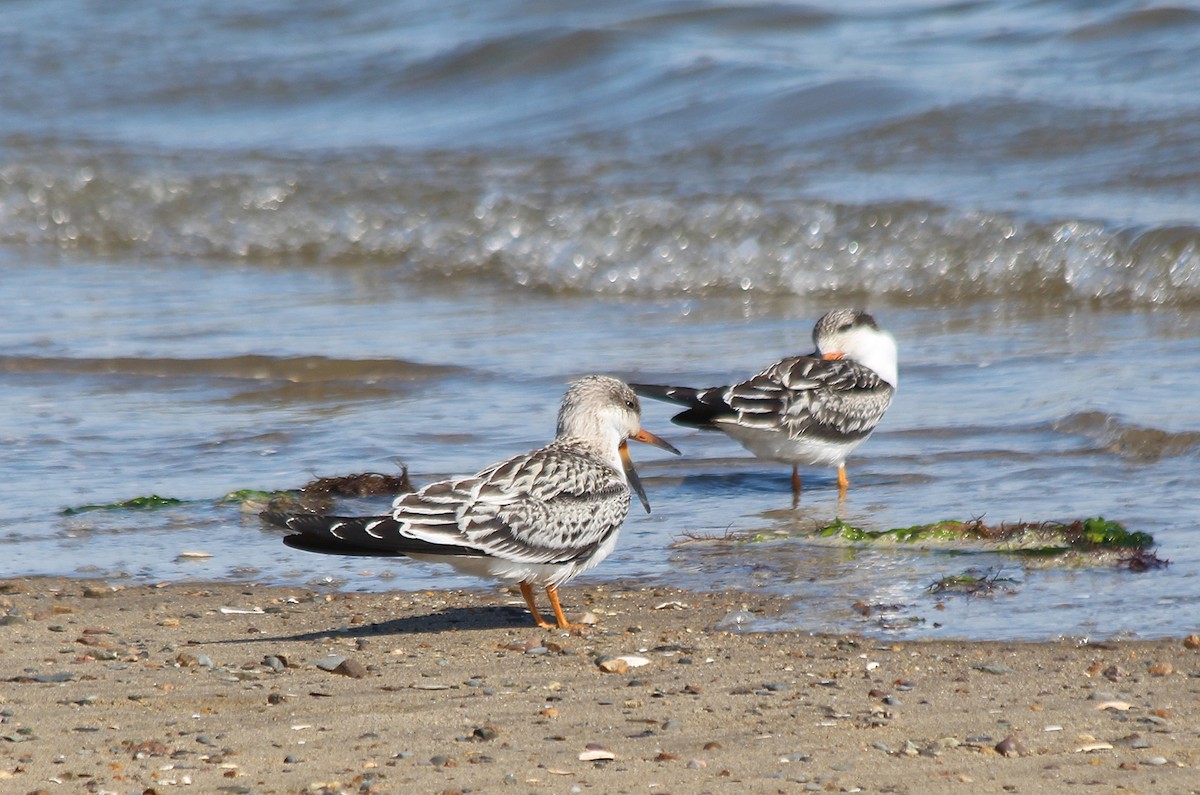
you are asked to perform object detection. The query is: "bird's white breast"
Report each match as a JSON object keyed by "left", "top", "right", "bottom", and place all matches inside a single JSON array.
[{"left": 720, "top": 423, "right": 865, "bottom": 466}]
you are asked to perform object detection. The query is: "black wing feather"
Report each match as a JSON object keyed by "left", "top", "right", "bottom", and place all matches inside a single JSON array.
[
  {"left": 263, "top": 511, "right": 481, "bottom": 558},
  {"left": 630, "top": 383, "right": 735, "bottom": 429}
]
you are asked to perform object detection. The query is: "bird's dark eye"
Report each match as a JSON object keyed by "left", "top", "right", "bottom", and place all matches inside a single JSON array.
[
  {"left": 838, "top": 323, "right": 853, "bottom": 332},
  {"left": 626, "top": 399, "right": 636, "bottom": 408}
]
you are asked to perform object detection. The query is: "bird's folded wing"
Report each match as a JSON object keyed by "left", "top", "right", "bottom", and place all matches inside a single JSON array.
[
  {"left": 391, "top": 444, "right": 631, "bottom": 565},
  {"left": 725, "top": 356, "right": 893, "bottom": 438}
]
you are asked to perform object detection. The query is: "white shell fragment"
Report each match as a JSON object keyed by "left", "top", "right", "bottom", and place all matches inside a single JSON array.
[
  {"left": 579, "top": 748, "right": 616, "bottom": 761},
  {"left": 1075, "top": 742, "right": 1114, "bottom": 753}
]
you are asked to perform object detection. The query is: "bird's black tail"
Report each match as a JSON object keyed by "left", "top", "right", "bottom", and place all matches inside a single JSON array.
[
  {"left": 630, "top": 383, "right": 733, "bottom": 429},
  {"left": 263, "top": 511, "right": 481, "bottom": 558},
  {"left": 262, "top": 511, "right": 408, "bottom": 557}
]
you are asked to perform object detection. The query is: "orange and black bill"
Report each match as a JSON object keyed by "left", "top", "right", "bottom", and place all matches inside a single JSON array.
[{"left": 620, "top": 429, "right": 681, "bottom": 513}]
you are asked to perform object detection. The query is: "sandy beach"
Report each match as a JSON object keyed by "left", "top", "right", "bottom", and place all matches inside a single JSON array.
[{"left": 1, "top": 577, "right": 1197, "bottom": 794}]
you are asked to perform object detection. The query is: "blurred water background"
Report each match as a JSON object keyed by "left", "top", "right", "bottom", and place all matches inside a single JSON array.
[{"left": 2, "top": 0, "right": 1198, "bottom": 639}]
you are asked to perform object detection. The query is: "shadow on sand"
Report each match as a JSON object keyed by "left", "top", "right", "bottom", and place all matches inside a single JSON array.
[{"left": 201, "top": 603, "right": 541, "bottom": 646}]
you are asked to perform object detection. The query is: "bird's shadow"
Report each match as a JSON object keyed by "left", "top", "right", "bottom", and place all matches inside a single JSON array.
[{"left": 204, "top": 604, "right": 538, "bottom": 646}]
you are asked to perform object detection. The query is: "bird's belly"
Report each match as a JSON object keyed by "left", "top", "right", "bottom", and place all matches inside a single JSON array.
[
  {"left": 405, "top": 553, "right": 577, "bottom": 586},
  {"left": 720, "top": 424, "right": 865, "bottom": 466}
]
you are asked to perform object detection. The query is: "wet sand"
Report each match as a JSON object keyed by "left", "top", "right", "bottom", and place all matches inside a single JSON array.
[{"left": 1, "top": 577, "right": 1197, "bottom": 795}]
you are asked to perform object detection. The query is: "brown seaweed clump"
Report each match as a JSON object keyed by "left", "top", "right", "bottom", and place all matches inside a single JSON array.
[{"left": 301, "top": 469, "right": 413, "bottom": 498}]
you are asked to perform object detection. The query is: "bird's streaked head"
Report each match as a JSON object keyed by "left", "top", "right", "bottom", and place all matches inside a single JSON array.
[
  {"left": 812, "top": 308, "right": 898, "bottom": 388},
  {"left": 557, "top": 375, "right": 679, "bottom": 512}
]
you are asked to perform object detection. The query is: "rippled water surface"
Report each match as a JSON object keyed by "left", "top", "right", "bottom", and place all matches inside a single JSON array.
[{"left": 2, "top": 0, "right": 1198, "bottom": 640}]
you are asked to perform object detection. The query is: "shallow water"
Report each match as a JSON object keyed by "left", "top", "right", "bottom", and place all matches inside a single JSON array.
[{"left": 2, "top": 0, "right": 1198, "bottom": 640}]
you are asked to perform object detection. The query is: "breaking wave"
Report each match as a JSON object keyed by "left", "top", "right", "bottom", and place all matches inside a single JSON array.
[{"left": 2, "top": 147, "right": 1199, "bottom": 307}]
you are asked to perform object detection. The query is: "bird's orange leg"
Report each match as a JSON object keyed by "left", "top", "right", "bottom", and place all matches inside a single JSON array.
[
  {"left": 519, "top": 582, "right": 554, "bottom": 629},
  {"left": 837, "top": 464, "right": 849, "bottom": 494},
  {"left": 545, "top": 584, "right": 584, "bottom": 630},
  {"left": 791, "top": 466, "right": 802, "bottom": 496}
]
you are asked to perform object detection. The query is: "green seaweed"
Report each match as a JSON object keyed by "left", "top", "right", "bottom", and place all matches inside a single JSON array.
[
  {"left": 221, "top": 489, "right": 292, "bottom": 504},
  {"left": 676, "top": 515, "right": 1164, "bottom": 573},
  {"left": 813, "top": 516, "right": 1153, "bottom": 552},
  {"left": 1078, "top": 516, "right": 1152, "bottom": 549},
  {"left": 60, "top": 470, "right": 414, "bottom": 518},
  {"left": 815, "top": 518, "right": 975, "bottom": 543},
  {"left": 62, "top": 495, "right": 185, "bottom": 515}
]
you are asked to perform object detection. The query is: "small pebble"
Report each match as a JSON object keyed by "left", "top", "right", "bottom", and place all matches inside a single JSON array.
[
  {"left": 332, "top": 658, "right": 368, "bottom": 679},
  {"left": 32, "top": 672, "right": 76, "bottom": 683},
  {"left": 974, "top": 664, "right": 1016, "bottom": 675},
  {"left": 312, "top": 654, "right": 346, "bottom": 672},
  {"left": 500, "top": 639, "right": 537, "bottom": 652},
  {"left": 995, "top": 736, "right": 1025, "bottom": 758},
  {"left": 1144, "top": 756, "right": 1168, "bottom": 766},
  {"left": 596, "top": 657, "right": 628, "bottom": 674}
]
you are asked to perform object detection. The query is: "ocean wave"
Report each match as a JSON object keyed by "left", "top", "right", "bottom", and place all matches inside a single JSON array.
[
  {"left": 1055, "top": 411, "right": 1200, "bottom": 462},
  {"left": 0, "top": 354, "right": 459, "bottom": 383},
  {"left": 2, "top": 148, "right": 1199, "bottom": 307},
  {"left": 1068, "top": 5, "right": 1200, "bottom": 43}
]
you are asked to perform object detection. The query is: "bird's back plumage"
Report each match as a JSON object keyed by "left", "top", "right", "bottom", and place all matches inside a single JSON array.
[{"left": 635, "top": 356, "right": 891, "bottom": 445}]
